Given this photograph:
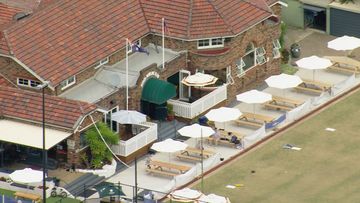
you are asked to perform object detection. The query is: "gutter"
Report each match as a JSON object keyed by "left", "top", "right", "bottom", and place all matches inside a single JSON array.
[{"left": 0, "top": 53, "right": 55, "bottom": 90}]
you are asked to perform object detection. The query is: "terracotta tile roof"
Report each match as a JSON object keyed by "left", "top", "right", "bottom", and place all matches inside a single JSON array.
[
  {"left": 0, "top": 3, "right": 21, "bottom": 28},
  {"left": 0, "top": 74, "right": 15, "bottom": 87},
  {"left": 0, "top": 86, "right": 96, "bottom": 129},
  {"left": 1, "top": 0, "right": 274, "bottom": 86}
]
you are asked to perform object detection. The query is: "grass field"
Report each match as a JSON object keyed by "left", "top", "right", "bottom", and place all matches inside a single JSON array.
[{"left": 192, "top": 89, "right": 360, "bottom": 203}]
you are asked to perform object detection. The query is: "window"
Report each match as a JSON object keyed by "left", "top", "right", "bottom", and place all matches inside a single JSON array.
[
  {"left": 104, "top": 107, "right": 119, "bottom": 133},
  {"left": 256, "top": 47, "right": 267, "bottom": 65},
  {"left": 197, "top": 38, "right": 224, "bottom": 49},
  {"left": 242, "top": 43, "right": 255, "bottom": 70},
  {"left": 236, "top": 58, "right": 246, "bottom": 76},
  {"left": 79, "top": 132, "right": 87, "bottom": 148},
  {"left": 60, "top": 75, "right": 76, "bottom": 90},
  {"left": 127, "top": 39, "right": 142, "bottom": 54},
  {"left": 226, "top": 66, "right": 234, "bottom": 84},
  {"left": 273, "top": 39, "right": 281, "bottom": 58},
  {"left": 17, "top": 78, "right": 41, "bottom": 88},
  {"left": 94, "top": 57, "right": 109, "bottom": 69}
]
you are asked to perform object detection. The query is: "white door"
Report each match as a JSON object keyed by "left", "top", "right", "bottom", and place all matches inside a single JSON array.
[{"left": 179, "top": 70, "right": 191, "bottom": 101}]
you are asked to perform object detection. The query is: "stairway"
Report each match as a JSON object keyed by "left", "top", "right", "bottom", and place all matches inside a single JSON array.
[
  {"left": 64, "top": 173, "right": 105, "bottom": 198},
  {"left": 157, "top": 119, "right": 187, "bottom": 141}
]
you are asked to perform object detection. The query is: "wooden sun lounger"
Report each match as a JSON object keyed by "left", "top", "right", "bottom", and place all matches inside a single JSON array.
[
  {"left": 148, "top": 160, "right": 191, "bottom": 174},
  {"left": 15, "top": 192, "right": 41, "bottom": 202},
  {"left": 325, "top": 56, "right": 360, "bottom": 75},
  {"left": 146, "top": 168, "right": 178, "bottom": 177}
]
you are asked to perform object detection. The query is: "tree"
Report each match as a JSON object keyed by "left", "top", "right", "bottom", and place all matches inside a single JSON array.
[{"left": 85, "top": 122, "right": 119, "bottom": 168}]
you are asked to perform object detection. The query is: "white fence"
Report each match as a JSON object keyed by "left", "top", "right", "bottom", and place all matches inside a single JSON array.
[
  {"left": 111, "top": 122, "right": 157, "bottom": 157},
  {"left": 168, "top": 84, "right": 228, "bottom": 119}
]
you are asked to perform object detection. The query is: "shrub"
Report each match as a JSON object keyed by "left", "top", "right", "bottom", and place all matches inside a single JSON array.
[
  {"left": 281, "top": 49, "right": 290, "bottom": 64},
  {"left": 85, "top": 122, "right": 119, "bottom": 168}
]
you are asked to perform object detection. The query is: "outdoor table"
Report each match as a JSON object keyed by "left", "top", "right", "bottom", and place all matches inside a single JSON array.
[{"left": 148, "top": 160, "right": 190, "bottom": 174}]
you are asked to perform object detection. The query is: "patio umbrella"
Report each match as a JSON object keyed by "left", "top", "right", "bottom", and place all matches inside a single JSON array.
[
  {"left": 182, "top": 72, "right": 218, "bottom": 87},
  {"left": 111, "top": 110, "right": 146, "bottom": 125},
  {"left": 205, "top": 107, "right": 242, "bottom": 130},
  {"left": 178, "top": 124, "right": 215, "bottom": 139},
  {"left": 170, "top": 188, "right": 203, "bottom": 202},
  {"left": 295, "top": 56, "right": 333, "bottom": 81},
  {"left": 94, "top": 182, "right": 125, "bottom": 198},
  {"left": 265, "top": 73, "right": 302, "bottom": 97},
  {"left": 236, "top": 90, "right": 272, "bottom": 113},
  {"left": 198, "top": 193, "right": 229, "bottom": 203},
  {"left": 151, "top": 138, "right": 188, "bottom": 161},
  {"left": 9, "top": 168, "right": 44, "bottom": 184},
  {"left": 327, "top": 35, "right": 360, "bottom": 51}
]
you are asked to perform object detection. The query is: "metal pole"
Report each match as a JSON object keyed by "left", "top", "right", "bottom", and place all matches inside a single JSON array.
[
  {"left": 201, "top": 128, "right": 204, "bottom": 193},
  {"left": 126, "top": 38, "right": 129, "bottom": 111},
  {"left": 134, "top": 157, "right": 138, "bottom": 203},
  {"left": 42, "top": 85, "right": 47, "bottom": 203},
  {"left": 162, "top": 17, "right": 165, "bottom": 69}
]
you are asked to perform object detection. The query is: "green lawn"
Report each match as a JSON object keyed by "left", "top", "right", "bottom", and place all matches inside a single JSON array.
[
  {"left": 281, "top": 64, "right": 298, "bottom": 75},
  {"left": 0, "top": 188, "right": 80, "bottom": 203},
  {"left": 193, "top": 89, "right": 360, "bottom": 202}
]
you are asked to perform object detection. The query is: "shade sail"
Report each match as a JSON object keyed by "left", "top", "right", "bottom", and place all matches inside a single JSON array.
[
  {"left": 0, "top": 120, "right": 71, "bottom": 150},
  {"left": 111, "top": 110, "right": 146, "bottom": 124},
  {"left": 9, "top": 168, "right": 44, "bottom": 184},
  {"left": 178, "top": 124, "right": 215, "bottom": 138},
  {"left": 236, "top": 90, "right": 272, "bottom": 104},
  {"left": 141, "top": 78, "right": 176, "bottom": 105}
]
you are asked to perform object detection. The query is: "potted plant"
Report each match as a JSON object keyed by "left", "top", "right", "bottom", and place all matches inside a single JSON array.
[{"left": 167, "top": 103, "right": 175, "bottom": 121}]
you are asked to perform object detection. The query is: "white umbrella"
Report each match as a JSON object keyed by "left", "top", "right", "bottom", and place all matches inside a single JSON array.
[
  {"left": 170, "top": 188, "right": 202, "bottom": 201},
  {"left": 9, "top": 168, "right": 44, "bottom": 184},
  {"left": 111, "top": 110, "right": 146, "bottom": 124},
  {"left": 182, "top": 72, "right": 218, "bottom": 87},
  {"left": 205, "top": 107, "right": 242, "bottom": 130},
  {"left": 236, "top": 90, "right": 272, "bottom": 113},
  {"left": 151, "top": 139, "right": 188, "bottom": 161},
  {"left": 198, "top": 193, "right": 228, "bottom": 203},
  {"left": 327, "top": 35, "right": 360, "bottom": 51},
  {"left": 295, "top": 56, "right": 333, "bottom": 80},
  {"left": 178, "top": 124, "right": 215, "bottom": 138},
  {"left": 265, "top": 73, "right": 302, "bottom": 97}
]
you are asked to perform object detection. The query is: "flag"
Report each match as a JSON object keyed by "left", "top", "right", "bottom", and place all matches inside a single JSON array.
[
  {"left": 131, "top": 44, "right": 149, "bottom": 55},
  {"left": 163, "top": 19, "right": 171, "bottom": 35}
]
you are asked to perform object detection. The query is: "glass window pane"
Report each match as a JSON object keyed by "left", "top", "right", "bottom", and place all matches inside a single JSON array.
[
  {"left": 243, "top": 52, "right": 255, "bottom": 70},
  {"left": 211, "top": 38, "right": 223, "bottom": 45},
  {"left": 245, "top": 43, "right": 254, "bottom": 53}
]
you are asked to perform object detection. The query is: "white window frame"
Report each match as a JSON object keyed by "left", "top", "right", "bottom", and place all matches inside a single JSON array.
[
  {"left": 256, "top": 47, "right": 267, "bottom": 65},
  {"left": 236, "top": 58, "right": 246, "bottom": 77},
  {"left": 226, "top": 66, "right": 234, "bottom": 85},
  {"left": 94, "top": 57, "right": 109, "bottom": 69},
  {"left": 17, "top": 78, "right": 41, "bottom": 88},
  {"left": 273, "top": 39, "right": 281, "bottom": 59},
  {"left": 197, "top": 38, "right": 224, "bottom": 49},
  {"left": 60, "top": 75, "right": 76, "bottom": 90},
  {"left": 104, "top": 106, "right": 119, "bottom": 133},
  {"left": 127, "top": 39, "right": 142, "bottom": 54}
]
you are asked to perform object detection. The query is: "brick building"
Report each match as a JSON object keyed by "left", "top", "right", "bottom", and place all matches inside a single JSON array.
[{"left": 0, "top": 0, "right": 284, "bottom": 164}]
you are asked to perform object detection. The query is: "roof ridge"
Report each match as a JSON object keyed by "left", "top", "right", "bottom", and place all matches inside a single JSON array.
[
  {"left": 2, "top": 30, "right": 13, "bottom": 55},
  {"left": 187, "top": 0, "right": 193, "bottom": 38},
  {"left": 207, "top": 0, "right": 236, "bottom": 35},
  {"left": 244, "top": 0, "right": 272, "bottom": 13}
]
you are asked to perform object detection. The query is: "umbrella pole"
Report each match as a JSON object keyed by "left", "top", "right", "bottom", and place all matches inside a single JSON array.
[
  {"left": 313, "top": 69, "right": 315, "bottom": 81},
  {"left": 201, "top": 128, "right": 204, "bottom": 193},
  {"left": 134, "top": 156, "right": 138, "bottom": 203},
  {"left": 253, "top": 104, "right": 256, "bottom": 114}
]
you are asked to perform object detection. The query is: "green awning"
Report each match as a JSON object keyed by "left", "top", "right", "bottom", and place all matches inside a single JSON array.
[{"left": 141, "top": 78, "right": 176, "bottom": 105}]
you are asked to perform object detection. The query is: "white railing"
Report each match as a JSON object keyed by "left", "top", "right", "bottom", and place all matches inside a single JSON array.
[
  {"left": 111, "top": 122, "right": 158, "bottom": 157},
  {"left": 168, "top": 84, "right": 228, "bottom": 119}
]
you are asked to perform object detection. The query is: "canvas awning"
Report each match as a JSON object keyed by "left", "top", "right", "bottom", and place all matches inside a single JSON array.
[
  {"left": 141, "top": 78, "right": 176, "bottom": 105},
  {"left": 0, "top": 120, "right": 72, "bottom": 150}
]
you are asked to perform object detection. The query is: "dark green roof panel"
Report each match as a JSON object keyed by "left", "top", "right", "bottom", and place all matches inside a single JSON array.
[{"left": 141, "top": 78, "right": 176, "bottom": 105}]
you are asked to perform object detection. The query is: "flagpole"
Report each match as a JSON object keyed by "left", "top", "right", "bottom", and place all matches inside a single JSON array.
[
  {"left": 162, "top": 17, "right": 165, "bottom": 69},
  {"left": 126, "top": 38, "right": 129, "bottom": 111}
]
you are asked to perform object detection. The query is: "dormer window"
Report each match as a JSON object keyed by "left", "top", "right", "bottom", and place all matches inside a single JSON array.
[
  {"left": 197, "top": 38, "right": 224, "bottom": 49},
  {"left": 17, "top": 78, "right": 41, "bottom": 88}
]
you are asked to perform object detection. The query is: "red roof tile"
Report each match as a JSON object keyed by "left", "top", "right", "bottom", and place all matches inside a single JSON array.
[
  {"left": 0, "top": 86, "right": 96, "bottom": 129},
  {"left": 0, "top": 74, "right": 14, "bottom": 87},
  {"left": 0, "top": 3, "right": 21, "bottom": 28},
  {"left": 2, "top": 0, "right": 274, "bottom": 86}
]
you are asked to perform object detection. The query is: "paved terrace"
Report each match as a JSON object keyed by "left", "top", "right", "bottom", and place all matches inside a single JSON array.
[
  {"left": 103, "top": 30, "right": 360, "bottom": 200},
  {"left": 61, "top": 44, "right": 180, "bottom": 103}
]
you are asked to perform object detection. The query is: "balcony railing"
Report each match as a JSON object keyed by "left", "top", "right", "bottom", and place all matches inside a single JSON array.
[
  {"left": 168, "top": 84, "right": 228, "bottom": 119},
  {"left": 111, "top": 122, "right": 157, "bottom": 157}
]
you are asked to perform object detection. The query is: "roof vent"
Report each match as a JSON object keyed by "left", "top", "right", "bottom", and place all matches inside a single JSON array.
[{"left": 13, "top": 12, "right": 30, "bottom": 21}]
